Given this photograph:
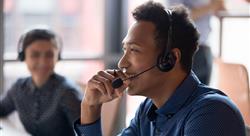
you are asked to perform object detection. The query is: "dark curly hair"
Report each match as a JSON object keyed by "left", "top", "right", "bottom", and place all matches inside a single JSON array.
[{"left": 132, "top": 1, "right": 199, "bottom": 72}]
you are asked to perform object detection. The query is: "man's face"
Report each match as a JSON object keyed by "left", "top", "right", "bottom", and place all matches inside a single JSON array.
[
  {"left": 25, "top": 40, "right": 59, "bottom": 83},
  {"left": 118, "top": 21, "right": 164, "bottom": 96}
]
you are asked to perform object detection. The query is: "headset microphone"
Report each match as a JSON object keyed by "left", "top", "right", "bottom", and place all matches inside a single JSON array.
[{"left": 112, "top": 65, "right": 156, "bottom": 89}]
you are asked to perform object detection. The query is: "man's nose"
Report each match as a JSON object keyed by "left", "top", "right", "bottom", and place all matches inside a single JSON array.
[{"left": 118, "top": 52, "right": 130, "bottom": 70}]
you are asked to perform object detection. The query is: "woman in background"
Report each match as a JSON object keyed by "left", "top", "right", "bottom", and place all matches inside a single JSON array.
[{"left": 0, "top": 28, "right": 81, "bottom": 136}]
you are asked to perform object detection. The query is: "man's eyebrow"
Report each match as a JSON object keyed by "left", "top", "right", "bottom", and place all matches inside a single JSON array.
[{"left": 122, "top": 41, "right": 141, "bottom": 47}]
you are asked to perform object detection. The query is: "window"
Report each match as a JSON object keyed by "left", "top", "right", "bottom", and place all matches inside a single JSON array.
[{"left": 3, "top": 0, "right": 105, "bottom": 91}]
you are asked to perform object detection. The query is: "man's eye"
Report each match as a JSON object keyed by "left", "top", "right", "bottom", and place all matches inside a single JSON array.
[
  {"left": 122, "top": 47, "right": 127, "bottom": 52},
  {"left": 130, "top": 48, "right": 139, "bottom": 52}
]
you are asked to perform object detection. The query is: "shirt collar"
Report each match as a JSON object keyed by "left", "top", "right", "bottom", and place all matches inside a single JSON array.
[
  {"left": 26, "top": 73, "right": 57, "bottom": 93},
  {"left": 147, "top": 71, "right": 200, "bottom": 120}
]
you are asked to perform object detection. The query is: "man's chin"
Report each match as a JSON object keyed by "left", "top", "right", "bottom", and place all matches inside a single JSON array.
[{"left": 126, "top": 87, "right": 139, "bottom": 96}]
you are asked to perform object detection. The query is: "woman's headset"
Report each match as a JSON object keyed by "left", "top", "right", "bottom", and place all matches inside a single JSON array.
[{"left": 17, "top": 29, "right": 62, "bottom": 61}]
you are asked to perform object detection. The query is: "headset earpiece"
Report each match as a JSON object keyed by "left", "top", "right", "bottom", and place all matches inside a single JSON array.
[
  {"left": 56, "top": 37, "right": 63, "bottom": 61},
  {"left": 18, "top": 51, "right": 25, "bottom": 61},
  {"left": 57, "top": 52, "right": 62, "bottom": 60},
  {"left": 157, "top": 52, "right": 176, "bottom": 72},
  {"left": 17, "top": 34, "right": 25, "bottom": 61}
]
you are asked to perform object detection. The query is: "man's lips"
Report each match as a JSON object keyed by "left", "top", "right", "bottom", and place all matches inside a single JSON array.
[{"left": 123, "top": 72, "right": 139, "bottom": 80}]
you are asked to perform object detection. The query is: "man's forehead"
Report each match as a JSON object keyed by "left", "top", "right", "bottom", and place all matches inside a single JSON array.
[
  {"left": 129, "top": 21, "right": 155, "bottom": 35},
  {"left": 123, "top": 21, "right": 156, "bottom": 45}
]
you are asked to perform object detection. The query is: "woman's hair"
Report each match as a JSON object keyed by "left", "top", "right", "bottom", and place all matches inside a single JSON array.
[{"left": 17, "top": 29, "right": 62, "bottom": 61}]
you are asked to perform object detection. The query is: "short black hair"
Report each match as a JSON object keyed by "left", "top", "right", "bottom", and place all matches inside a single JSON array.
[
  {"left": 17, "top": 28, "right": 62, "bottom": 61},
  {"left": 20, "top": 29, "right": 59, "bottom": 51},
  {"left": 132, "top": 1, "right": 199, "bottom": 72}
]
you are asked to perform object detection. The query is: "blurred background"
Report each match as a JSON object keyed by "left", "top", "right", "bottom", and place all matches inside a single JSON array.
[{"left": 0, "top": 0, "right": 250, "bottom": 135}]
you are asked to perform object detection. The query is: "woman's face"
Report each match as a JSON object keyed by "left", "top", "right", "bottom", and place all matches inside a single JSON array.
[{"left": 24, "top": 40, "right": 59, "bottom": 83}]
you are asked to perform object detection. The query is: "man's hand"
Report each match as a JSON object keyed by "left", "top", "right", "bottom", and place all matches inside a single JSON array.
[{"left": 80, "top": 69, "right": 129, "bottom": 124}]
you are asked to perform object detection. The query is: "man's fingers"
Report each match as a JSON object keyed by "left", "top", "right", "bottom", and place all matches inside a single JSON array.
[
  {"left": 98, "top": 70, "right": 115, "bottom": 80},
  {"left": 88, "top": 78, "right": 107, "bottom": 96},
  {"left": 93, "top": 74, "right": 114, "bottom": 98}
]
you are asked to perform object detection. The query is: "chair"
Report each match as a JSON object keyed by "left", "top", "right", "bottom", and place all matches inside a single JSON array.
[
  {"left": 101, "top": 96, "right": 123, "bottom": 136},
  {"left": 214, "top": 58, "right": 250, "bottom": 126}
]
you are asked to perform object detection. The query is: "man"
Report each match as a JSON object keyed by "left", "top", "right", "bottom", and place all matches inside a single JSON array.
[
  {"left": 167, "top": 0, "right": 225, "bottom": 85},
  {"left": 74, "top": 1, "right": 245, "bottom": 136}
]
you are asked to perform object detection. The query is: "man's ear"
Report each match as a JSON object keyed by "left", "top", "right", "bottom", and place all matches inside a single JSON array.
[{"left": 171, "top": 48, "right": 181, "bottom": 62}]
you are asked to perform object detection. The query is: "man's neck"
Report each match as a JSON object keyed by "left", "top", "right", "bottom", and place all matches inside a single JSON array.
[{"left": 151, "top": 71, "right": 187, "bottom": 108}]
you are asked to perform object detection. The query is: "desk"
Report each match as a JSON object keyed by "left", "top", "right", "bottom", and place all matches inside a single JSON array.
[{"left": 0, "top": 115, "right": 30, "bottom": 136}]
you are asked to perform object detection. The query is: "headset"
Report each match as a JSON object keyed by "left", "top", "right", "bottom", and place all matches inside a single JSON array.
[
  {"left": 17, "top": 29, "right": 62, "bottom": 61},
  {"left": 156, "top": 9, "right": 176, "bottom": 72}
]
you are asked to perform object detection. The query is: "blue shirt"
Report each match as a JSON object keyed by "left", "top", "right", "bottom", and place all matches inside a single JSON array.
[{"left": 74, "top": 72, "right": 246, "bottom": 136}]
